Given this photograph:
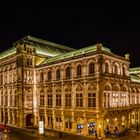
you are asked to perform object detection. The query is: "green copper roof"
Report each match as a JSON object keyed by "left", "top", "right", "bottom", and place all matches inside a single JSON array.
[
  {"left": 15, "top": 35, "right": 75, "bottom": 56},
  {"left": 0, "top": 36, "right": 76, "bottom": 60},
  {"left": 41, "top": 44, "right": 111, "bottom": 65},
  {"left": 130, "top": 74, "right": 140, "bottom": 83},
  {"left": 0, "top": 46, "right": 16, "bottom": 60},
  {"left": 129, "top": 67, "right": 140, "bottom": 74}
]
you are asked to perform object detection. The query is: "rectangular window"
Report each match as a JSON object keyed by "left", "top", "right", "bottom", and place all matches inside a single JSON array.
[
  {"left": 40, "top": 95, "right": 44, "bottom": 106},
  {"left": 15, "top": 95, "right": 17, "bottom": 106},
  {"left": 48, "top": 116, "right": 53, "bottom": 126},
  {"left": 48, "top": 94, "right": 52, "bottom": 107},
  {"left": 65, "top": 94, "right": 71, "bottom": 107},
  {"left": 56, "top": 117, "right": 62, "bottom": 127},
  {"left": 1, "top": 96, "right": 3, "bottom": 106},
  {"left": 56, "top": 94, "right": 61, "bottom": 106},
  {"left": 40, "top": 115, "right": 45, "bottom": 122},
  {"left": 5, "top": 95, "right": 8, "bottom": 106},
  {"left": 27, "top": 59, "right": 30, "bottom": 66},
  {"left": 0, "top": 74, "right": 3, "bottom": 85},
  {"left": 10, "top": 96, "right": 12, "bottom": 106},
  {"left": 88, "top": 93, "right": 96, "bottom": 107},
  {"left": 65, "top": 117, "right": 72, "bottom": 129},
  {"left": 76, "top": 93, "right": 83, "bottom": 107}
]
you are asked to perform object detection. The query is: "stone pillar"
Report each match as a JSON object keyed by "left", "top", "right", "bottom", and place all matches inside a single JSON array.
[
  {"left": 8, "top": 109, "right": 10, "bottom": 125},
  {"left": 71, "top": 111, "right": 76, "bottom": 133},
  {"left": 52, "top": 110, "right": 56, "bottom": 129},
  {"left": 11, "top": 110, "right": 15, "bottom": 126},
  {"left": 61, "top": 111, "right": 65, "bottom": 131},
  {"left": 97, "top": 116, "right": 105, "bottom": 139},
  {"left": 83, "top": 113, "right": 88, "bottom": 136}
]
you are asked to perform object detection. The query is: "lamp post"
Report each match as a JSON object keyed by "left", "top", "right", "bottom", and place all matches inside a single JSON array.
[{"left": 98, "top": 125, "right": 101, "bottom": 139}]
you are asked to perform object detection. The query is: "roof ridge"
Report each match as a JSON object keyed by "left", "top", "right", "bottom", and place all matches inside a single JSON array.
[{"left": 24, "top": 35, "right": 75, "bottom": 51}]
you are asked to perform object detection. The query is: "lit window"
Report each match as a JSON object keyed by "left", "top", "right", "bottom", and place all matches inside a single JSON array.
[
  {"left": 56, "top": 94, "right": 61, "bottom": 106},
  {"left": 65, "top": 94, "right": 71, "bottom": 107},
  {"left": 105, "top": 63, "right": 109, "bottom": 73},
  {"left": 88, "top": 93, "right": 96, "bottom": 107},
  {"left": 89, "top": 62, "right": 94, "bottom": 75},
  {"left": 48, "top": 70, "right": 52, "bottom": 80},
  {"left": 114, "top": 65, "right": 118, "bottom": 74},
  {"left": 76, "top": 64, "right": 82, "bottom": 77},
  {"left": 65, "top": 67, "right": 71, "bottom": 78},
  {"left": 48, "top": 94, "right": 53, "bottom": 108},
  {"left": 56, "top": 69, "right": 60, "bottom": 80},
  {"left": 40, "top": 95, "right": 44, "bottom": 106},
  {"left": 76, "top": 93, "right": 83, "bottom": 107},
  {"left": 40, "top": 72, "right": 44, "bottom": 82}
]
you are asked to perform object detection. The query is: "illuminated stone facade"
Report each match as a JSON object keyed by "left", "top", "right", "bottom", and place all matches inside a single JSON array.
[{"left": 0, "top": 36, "right": 140, "bottom": 137}]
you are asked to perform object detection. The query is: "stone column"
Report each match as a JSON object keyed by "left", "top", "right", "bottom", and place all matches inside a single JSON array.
[
  {"left": 71, "top": 111, "right": 76, "bottom": 133},
  {"left": 83, "top": 113, "right": 88, "bottom": 136},
  {"left": 60, "top": 111, "right": 64, "bottom": 131},
  {"left": 52, "top": 110, "right": 56, "bottom": 129},
  {"left": 97, "top": 116, "right": 105, "bottom": 139}
]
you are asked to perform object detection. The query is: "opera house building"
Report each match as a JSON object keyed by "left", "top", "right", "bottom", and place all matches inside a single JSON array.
[{"left": 0, "top": 36, "right": 140, "bottom": 137}]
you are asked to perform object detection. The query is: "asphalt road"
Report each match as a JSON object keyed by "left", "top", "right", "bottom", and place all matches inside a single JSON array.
[{"left": 2, "top": 127, "right": 140, "bottom": 140}]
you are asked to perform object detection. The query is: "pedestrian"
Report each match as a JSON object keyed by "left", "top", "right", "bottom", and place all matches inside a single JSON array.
[
  {"left": 95, "top": 130, "right": 97, "bottom": 139},
  {"left": 59, "top": 131, "right": 62, "bottom": 139}
]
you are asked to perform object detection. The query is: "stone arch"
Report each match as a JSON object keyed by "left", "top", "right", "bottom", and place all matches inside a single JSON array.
[
  {"left": 40, "top": 71, "right": 44, "bottom": 82},
  {"left": 46, "top": 86, "right": 52, "bottom": 93},
  {"left": 112, "top": 84, "right": 120, "bottom": 91},
  {"left": 113, "top": 62, "right": 120, "bottom": 75},
  {"left": 121, "top": 85, "right": 128, "bottom": 92},
  {"left": 64, "top": 84, "right": 72, "bottom": 92},
  {"left": 122, "top": 64, "right": 127, "bottom": 76},
  {"left": 75, "top": 61, "right": 82, "bottom": 67},
  {"left": 55, "top": 85, "right": 62, "bottom": 92},
  {"left": 132, "top": 87, "right": 136, "bottom": 93},
  {"left": 103, "top": 83, "right": 112, "bottom": 91},
  {"left": 86, "top": 83, "right": 96, "bottom": 91},
  {"left": 104, "top": 59, "right": 111, "bottom": 73},
  {"left": 76, "top": 84, "right": 83, "bottom": 91}
]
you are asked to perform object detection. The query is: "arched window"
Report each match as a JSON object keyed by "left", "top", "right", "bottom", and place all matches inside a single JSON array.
[
  {"left": 105, "top": 63, "right": 109, "bottom": 73},
  {"left": 104, "top": 93, "right": 106, "bottom": 107},
  {"left": 40, "top": 72, "right": 44, "bottom": 82},
  {"left": 114, "top": 65, "right": 118, "bottom": 74},
  {"left": 56, "top": 69, "right": 60, "bottom": 80},
  {"left": 89, "top": 62, "right": 94, "bottom": 75},
  {"left": 122, "top": 66, "right": 126, "bottom": 76},
  {"left": 76, "top": 64, "right": 82, "bottom": 77},
  {"left": 65, "top": 67, "right": 71, "bottom": 78},
  {"left": 48, "top": 70, "right": 52, "bottom": 80}
]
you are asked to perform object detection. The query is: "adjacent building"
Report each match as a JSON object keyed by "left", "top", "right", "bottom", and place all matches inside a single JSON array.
[{"left": 0, "top": 35, "right": 140, "bottom": 137}]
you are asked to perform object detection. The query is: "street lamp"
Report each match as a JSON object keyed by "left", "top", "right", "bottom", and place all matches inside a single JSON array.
[{"left": 98, "top": 125, "right": 101, "bottom": 139}]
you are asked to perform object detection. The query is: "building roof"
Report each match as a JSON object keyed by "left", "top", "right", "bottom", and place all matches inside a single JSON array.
[
  {"left": 0, "top": 46, "right": 16, "bottom": 60},
  {"left": 130, "top": 74, "right": 140, "bottom": 83},
  {"left": 0, "top": 36, "right": 75, "bottom": 60},
  {"left": 41, "top": 43, "right": 111, "bottom": 65},
  {"left": 129, "top": 67, "right": 140, "bottom": 74},
  {"left": 14, "top": 35, "right": 75, "bottom": 57}
]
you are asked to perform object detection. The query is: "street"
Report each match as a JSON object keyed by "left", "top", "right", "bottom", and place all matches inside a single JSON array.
[{"left": 1, "top": 127, "right": 140, "bottom": 140}]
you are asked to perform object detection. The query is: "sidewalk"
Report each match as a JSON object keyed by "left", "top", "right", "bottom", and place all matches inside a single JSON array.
[{"left": 8, "top": 126, "right": 133, "bottom": 140}]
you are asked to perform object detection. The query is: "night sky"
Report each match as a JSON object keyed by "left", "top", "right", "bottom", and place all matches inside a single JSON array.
[{"left": 0, "top": 2, "right": 140, "bottom": 68}]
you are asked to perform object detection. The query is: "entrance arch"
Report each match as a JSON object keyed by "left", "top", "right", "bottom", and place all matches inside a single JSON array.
[{"left": 26, "top": 114, "right": 32, "bottom": 126}]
